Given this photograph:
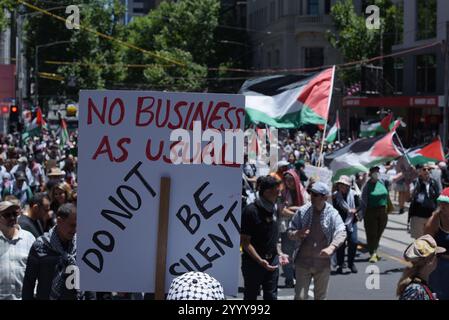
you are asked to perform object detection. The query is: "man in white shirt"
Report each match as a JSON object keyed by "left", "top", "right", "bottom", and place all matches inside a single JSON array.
[{"left": 0, "top": 201, "right": 35, "bottom": 300}]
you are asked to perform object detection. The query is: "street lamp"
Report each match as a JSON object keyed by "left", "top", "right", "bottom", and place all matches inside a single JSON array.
[{"left": 34, "top": 41, "right": 71, "bottom": 108}]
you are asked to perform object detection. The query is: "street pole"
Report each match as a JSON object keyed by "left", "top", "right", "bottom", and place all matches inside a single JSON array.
[
  {"left": 34, "top": 47, "right": 38, "bottom": 108},
  {"left": 34, "top": 41, "right": 71, "bottom": 111},
  {"left": 441, "top": 25, "right": 448, "bottom": 152}
]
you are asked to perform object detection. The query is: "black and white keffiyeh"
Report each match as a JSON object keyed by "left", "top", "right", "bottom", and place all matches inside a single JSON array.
[
  {"left": 166, "top": 272, "right": 225, "bottom": 300},
  {"left": 34, "top": 226, "right": 77, "bottom": 300}
]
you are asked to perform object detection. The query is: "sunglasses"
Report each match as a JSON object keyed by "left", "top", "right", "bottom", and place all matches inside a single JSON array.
[{"left": 421, "top": 168, "right": 431, "bottom": 172}]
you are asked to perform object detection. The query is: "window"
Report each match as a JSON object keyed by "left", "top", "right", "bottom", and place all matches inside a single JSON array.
[
  {"left": 304, "top": 48, "right": 324, "bottom": 68},
  {"left": 416, "top": 54, "right": 436, "bottom": 93},
  {"left": 324, "top": 0, "right": 331, "bottom": 14},
  {"left": 307, "top": 0, "right": 319, "bottom": 15},
  {"left": 393, "top": 58, "right": 404, "bottom": 94},
  {"left": 133, "top": 8, "right": 147, "bottom": 14},
  {"left": 416, "top": 0, "right": 437, "bottom": 40},
  {"left": 270, "top": 2, "right": 275, "bottom": 22}
]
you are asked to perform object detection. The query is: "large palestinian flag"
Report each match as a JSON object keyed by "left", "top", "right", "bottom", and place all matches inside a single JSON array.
[
  {"left": 407, "top": 137, "right": 445, "bottom": 166},
  {"left": 240, "top": 67, "right": 335, "bottom": 128},
  {"left": 324, "top": 132, "right": 403, "bottom": 181}
]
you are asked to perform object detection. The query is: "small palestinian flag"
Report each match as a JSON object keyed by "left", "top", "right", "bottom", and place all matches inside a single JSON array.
[
  {"left": 437, "top": 188, "right": 449, "bottom": 204},
  {"left": 359, "top": 113, "right": 393, "bottom": 138},
  {"left": 59, "top": 117, "right": 69, "bottom": 147},
  {"left": 240, "top": 67, "right": 335, "bottom": 128},
  {"left": 324, "top": 131, "right": 402, "bottom": 181},
  {"left": 407, "top": 137, "right": 445, "bottom": 166}
]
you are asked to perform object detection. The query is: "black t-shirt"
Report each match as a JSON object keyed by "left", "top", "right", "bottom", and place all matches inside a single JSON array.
[
  {"left": 18, "top": 215, "right": 44, "bottom": 238},
  {"left": 241, "top": 202, "right": 279, "bottom": 259}
]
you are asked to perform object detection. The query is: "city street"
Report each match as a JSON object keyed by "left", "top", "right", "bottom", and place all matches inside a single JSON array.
[{"left": 231, "top": 199, "right": 413, "bottom": 300}]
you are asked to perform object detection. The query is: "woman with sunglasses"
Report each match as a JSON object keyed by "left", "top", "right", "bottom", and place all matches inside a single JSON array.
[
  {"left": 409, "top": 163, "right": 440, "bottom": 239},
  {"left": 425, "top": 187, "right": 449, "bottom": 300}
]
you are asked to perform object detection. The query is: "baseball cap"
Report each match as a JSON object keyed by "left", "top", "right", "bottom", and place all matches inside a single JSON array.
[
  {"left": 0, "top": 201, "right": 20, "bottom": 214},
  {"left": 310, "top": 181, "right": 330, "bottom": 196},
  {"left": 404, "top": 235, "right": 446, "bottom": 263},
  {"left": 437, "top": 187, "right": 449, "bottom": 204},
  {"left": 166, "top": 272, "right": 225, "bottom": 300},
  {"left": 336, "top": 175, "right": 351, "bottom": 187}
]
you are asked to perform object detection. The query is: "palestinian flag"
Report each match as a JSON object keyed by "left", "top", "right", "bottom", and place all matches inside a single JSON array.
[
  {"left": 359, "top": 113, "right": 393, "bottom": 138},
  {"left": 325, "top": 113, "right": 340, "bottom": 143},
  {"left": 22, "top": 107, "right": 47, "bottom": 142},
  {"left": 59, "top": 117, "right": 69, "bottom": 147},
  {"left": 324, "top": 131, "right": 403, "bottom": 181},
  {"left": 406, "top": 137, "right": 445, "bottom": 166},
  {"left": 240, "top": 67, "right": 335, "bottom": 128}
]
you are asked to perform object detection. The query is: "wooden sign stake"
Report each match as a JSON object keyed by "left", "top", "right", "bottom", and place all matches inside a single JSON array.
[{"left": 155, "top": 176, "right": 171, "bottom": 300}]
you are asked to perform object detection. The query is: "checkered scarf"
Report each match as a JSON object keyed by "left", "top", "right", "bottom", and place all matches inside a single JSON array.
[
  {"left": 34, "top": 226, "right": 77, "bottom": 300},
  {"left": 167, "top": 272, "right": 225, "bottom": 300}
]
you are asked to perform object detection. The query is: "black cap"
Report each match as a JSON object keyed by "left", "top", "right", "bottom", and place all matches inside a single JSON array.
[{"left": 369, "top": 166, "right": 380, "bottom": 173}]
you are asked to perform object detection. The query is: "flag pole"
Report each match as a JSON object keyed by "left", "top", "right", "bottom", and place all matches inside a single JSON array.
[
  {"left": 393, "top": 130, "right": 412, "bottom": 166},
  {"left": 317, "top": 66, "right": 336, "bottom": 168},
  {"left": 337, "top": 110, "right": 340, "bottom": 142}
]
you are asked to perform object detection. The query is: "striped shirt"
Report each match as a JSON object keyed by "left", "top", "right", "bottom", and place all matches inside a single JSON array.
[{"left": 0, "top": 226, "right": 35, "bottom": 300}]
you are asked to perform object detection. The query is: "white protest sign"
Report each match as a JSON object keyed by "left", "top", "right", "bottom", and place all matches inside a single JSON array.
[
  {"left": 77, "top": 90, "right": 245, "bottom": 296},
  {"left": 304, "top": 164, "right": 333, "bottom": 186}
]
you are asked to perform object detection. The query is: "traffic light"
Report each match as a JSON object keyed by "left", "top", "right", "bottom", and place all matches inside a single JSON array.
[
  {"left": 0, "top": 105, "right": 9, "bottom": 115},
  {"left": 9, "top": 105, "right": 20, "bottom": 132}
]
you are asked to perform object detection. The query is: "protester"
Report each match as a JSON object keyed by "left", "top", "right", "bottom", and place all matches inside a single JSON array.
[
  {"left": 361, "top": 166, "right": 389, "bottom": 263},
  {"left": 409, "top": 163, "right": 440, "bottom": 239},
  {"left": 288, "top": 181, "right": 346, "bottom": 300},
  {"left": 45, "top": 167, "right": 66, "bottom": 193},
  {"left": 22, "top": 203, "right": 78, "bottom": 300},
  {"left": 424, "top": 187, "right": 449, "bottom": 300},
  {"left": 393, "top": 157, "right": 417, "bottom": 215},
  {"left": 278, "top": 170, "right": 308, "bottom": 287},
  {"left": 18, "top": 193, "right": 50, "bottom": 238},
  {"left": 440, "top": 162, "right": 449, "bottom": 189},
  {"left": 397, "top": 235, "right": 445, "bottom": 300},
  {"left": 0, "top": 201, "right": 35, "bottom": 300},
  {"left": 49, "top": 182, "right": 71, "bottom": 214},
  {"left": 3, "top": 171, "right": 33, "bottom": 207},
  {"left": 332, "top": 175, "right": 361, "bottom": 274},
  {"left": 10, "top": 156, "right": 34, "bottom": 187},
  {"left": 240, "top": 176, "right": 289, "bottom": 300}
]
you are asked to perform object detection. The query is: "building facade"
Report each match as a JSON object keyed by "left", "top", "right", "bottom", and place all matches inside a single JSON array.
[
  {"left": 343, "top": 0, "right": 448, "bottom": 146},
  {"left": 246, "top": 0, "right": 345, "bottom": 70},
  {"left": 122, "top": 0, "right": 163, "bottom": 23}
]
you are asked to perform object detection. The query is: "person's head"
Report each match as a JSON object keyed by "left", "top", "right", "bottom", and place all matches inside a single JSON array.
[
  {"left": 56, "top": 203, "right": 76, "bottom": 242},
  {"left": 309, "top": 182, "right": 330, "bottom": 210},
  {"left": 167, "top": 272, "right": 224, "bottom": 300},
  {"left": 397, "top": 235, "right": 445, "bottom": 297},
  {"left": 51, "top": 183, "right": 71, "bottom": 205},
  {"left": 29, "top": 192, "right": 51, "bottom": 220},
  {"left": 258, "top": 176, "right": 281, "bottom": 204},
  {"left": 294, "top": 160, "right": 305, "bottom": 172},
  {"left": 416, "top": 163, "right": 431, "bottom": 180},
  {"left": 288, "top": 153, "right": 296, "bottom": 164},
  {"left": 17, "top": 156, "right": 27, "bottom": 168},
  {"left": 47, "top": 167, "right": 65, "bottom": 182},
  {"left": 2, "top": 172, "right": 11, "bottom": 184},
  {"left": 14, "top": 171, "right": 26, "bottom": 188},
  {"left": 276, "top": 160, "right": 290, "bottom": 174},
  {"left": 0, "top": 201, "right": 21, "bottom": 230},
  {"left": 438, "top": 162, "right": 447, "bottom": 170},
  {"left": 336, "top": 175, "right": 351, "bottom": 194},
  {"left": 369, "top": 166, "right": 380, "bottom": 181},
  {"left": 284, "top": 172, "right": 296, "bottom": 191},
  {"left": 437, "top": 187, "right": 449, "bottom": 216}
]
